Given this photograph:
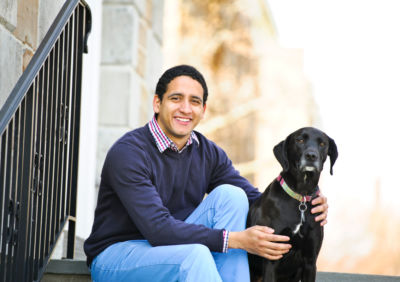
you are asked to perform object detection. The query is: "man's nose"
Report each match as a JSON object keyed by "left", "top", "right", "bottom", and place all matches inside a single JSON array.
[{"left": 179, "top": 100, "right": 192, "bottom": 113}]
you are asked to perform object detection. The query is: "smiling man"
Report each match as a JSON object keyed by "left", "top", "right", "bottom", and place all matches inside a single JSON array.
[{"left": 84, "top": 65, "right": 329, "bottom": 282}]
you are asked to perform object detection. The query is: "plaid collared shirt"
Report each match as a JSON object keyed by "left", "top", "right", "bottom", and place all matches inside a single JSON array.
[{"left": 148, "top": 115, "right": 199, "bottom": 153}]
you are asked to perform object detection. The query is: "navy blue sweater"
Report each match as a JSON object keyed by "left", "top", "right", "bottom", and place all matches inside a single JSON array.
[{"left": 84, "top": 124, "right": 261, "bottom": 266}]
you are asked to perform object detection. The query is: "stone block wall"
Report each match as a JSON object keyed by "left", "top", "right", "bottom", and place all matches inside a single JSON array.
[
  {"left": 0, "top": 24, "right": 23, "bottom": 107},
  {"left": 96, "top": 0, "right": 164, "bottom": 185},
  {"left": 0, "top": 0, "right": 64, "bottom": 108},
  {"left": 0, "top": 0, "right": 22, "bottom": 108}
]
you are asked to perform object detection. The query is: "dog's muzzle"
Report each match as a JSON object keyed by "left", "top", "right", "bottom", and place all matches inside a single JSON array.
[{"left": 300, "top": 150, "right": 322, "bottom": 173}]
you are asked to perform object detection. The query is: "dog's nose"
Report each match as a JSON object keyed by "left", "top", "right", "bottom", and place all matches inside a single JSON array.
[{"left": 305, "top": 151, "right": 318, "bottom": 161}]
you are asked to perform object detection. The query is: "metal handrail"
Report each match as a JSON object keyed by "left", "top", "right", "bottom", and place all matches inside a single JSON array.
[{"left": 0, "top": 1, "right": 91, "bottom": 281}]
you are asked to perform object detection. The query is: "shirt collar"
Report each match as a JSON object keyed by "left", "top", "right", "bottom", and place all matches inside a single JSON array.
[{"left": 148, "top": 115, "right": 199, "bottom": 153}]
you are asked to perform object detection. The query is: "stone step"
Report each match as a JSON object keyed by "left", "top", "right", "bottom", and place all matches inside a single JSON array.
[
  {"left": 42, "top": 259, "right": 90, "bottom": 282},
  {"left": 42, "top": 259, "right": 400, "bottom": 282}
]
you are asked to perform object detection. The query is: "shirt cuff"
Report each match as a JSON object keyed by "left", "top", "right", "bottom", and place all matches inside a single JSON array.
[{"left": 222, "top": 230, "right": 229, "bottom": 253}]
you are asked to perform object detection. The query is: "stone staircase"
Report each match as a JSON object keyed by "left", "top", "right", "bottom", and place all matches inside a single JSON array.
[
  {"left": 40, "top": 232, "right": 400, "bottom": 281},
  {"left": 41, "top": 258, "right": 400, "bottom": 282}
]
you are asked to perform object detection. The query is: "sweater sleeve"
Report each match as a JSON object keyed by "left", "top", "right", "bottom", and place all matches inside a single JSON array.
[
  {"left": 208, "top": 143, "right": 261, "bottom": 205},
  {"left": 103, "top": 141, "right": 225, "bottom": 252}
]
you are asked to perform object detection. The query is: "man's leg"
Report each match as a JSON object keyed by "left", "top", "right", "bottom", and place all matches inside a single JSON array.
[
  {"left": 90, "top": 240, "right": 222, "bottom": 282},
  {"left": 90, "top": 184, "right": 249, "bottom": 282},
  {"left": 185, "top": 184, "right": 250, "bottom": 282}
]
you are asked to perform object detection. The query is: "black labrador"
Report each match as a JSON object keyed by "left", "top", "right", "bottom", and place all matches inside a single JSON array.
[{"left": 247, "top": 127, "right": 338, "bottom": 282}]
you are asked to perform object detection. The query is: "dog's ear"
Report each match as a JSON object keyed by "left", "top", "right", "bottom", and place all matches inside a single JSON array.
[
  {"left": 328, "top": 137, "right": 338, "bottom": 175},
  {"left": 273, "top": 137, "right": 290, "bottom": 172}
]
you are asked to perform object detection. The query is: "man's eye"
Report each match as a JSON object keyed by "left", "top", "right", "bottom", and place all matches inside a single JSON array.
[{"left": 191, "top": 99, "right": 201, "bottom": 105}]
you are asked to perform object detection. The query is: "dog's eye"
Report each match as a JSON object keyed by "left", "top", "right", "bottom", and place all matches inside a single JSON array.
[
  {"left": 320, "top": 142, "right": 326, "bottom": 147},
  {"left": 297, "top": 139, "right": 304, "bottom": 144}
]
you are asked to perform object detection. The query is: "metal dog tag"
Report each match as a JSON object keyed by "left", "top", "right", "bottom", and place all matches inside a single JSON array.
[
  {"left": 299, "top": 202, "right": 307, "bottom": 222},
  {"left": 293, "top": 202, "right": 307, "bottom": 237}
]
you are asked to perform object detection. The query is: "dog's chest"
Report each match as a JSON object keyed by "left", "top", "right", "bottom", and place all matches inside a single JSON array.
[
  {"left": 258, "top": 185, "right": 314, "bottom": 230},
  {"left": 260, "top": 188, "right": 322, "bottom": 252},
  {"left": 278, "top": 201, "right": 316, "bottom": 235}
]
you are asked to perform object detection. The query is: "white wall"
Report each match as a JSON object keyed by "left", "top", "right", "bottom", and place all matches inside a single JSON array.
[{"left": 76, "top": 0, "right": 102, "bottom": 240}]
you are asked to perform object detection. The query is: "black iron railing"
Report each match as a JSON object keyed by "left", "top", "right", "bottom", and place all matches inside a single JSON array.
[{"left": 0, "top": 1, "right": 91, "bottom": 281}]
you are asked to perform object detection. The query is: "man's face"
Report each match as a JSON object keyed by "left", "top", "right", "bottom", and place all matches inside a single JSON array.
[{"left": 153, "top": 75, "right": 206, "bottom": 148}]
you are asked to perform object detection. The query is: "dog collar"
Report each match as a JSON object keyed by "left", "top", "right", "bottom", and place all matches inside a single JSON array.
[{"left": 277, "top": 175, "right": 319, "bottom": 202}]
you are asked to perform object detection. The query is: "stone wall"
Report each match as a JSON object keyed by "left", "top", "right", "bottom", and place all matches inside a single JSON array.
[
  {"left": 0, "top": 0, "right": 64, "bottom": 108},
  {"left": 96, "top": 0, "right": 164, "bottom": 185}
]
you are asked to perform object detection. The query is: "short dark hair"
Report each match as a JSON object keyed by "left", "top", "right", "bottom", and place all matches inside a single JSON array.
[{"left": 155, "top": 65, "right": 208, "bottom": 105}]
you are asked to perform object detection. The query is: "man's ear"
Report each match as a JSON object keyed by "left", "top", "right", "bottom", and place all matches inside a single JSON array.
[
  {"left": 153, "top": 95, "right": 161, "bottom": 114},
  {"left": 202, "top": 103, "right": 207, "bottom": 117}
]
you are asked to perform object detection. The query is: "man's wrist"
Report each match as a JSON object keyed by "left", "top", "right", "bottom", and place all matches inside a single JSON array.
[{"left": 227, "top": 231, "right": 243, "bottom": 250}]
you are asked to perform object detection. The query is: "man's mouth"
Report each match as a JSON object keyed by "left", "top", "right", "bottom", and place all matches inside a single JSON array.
[{"left": 175, "top": 117, "right": 191, "bottom": 123}]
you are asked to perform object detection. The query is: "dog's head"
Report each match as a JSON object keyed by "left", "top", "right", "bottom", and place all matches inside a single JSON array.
[{"left": 273, "top": 127, "right": 338, "bottom": 176}]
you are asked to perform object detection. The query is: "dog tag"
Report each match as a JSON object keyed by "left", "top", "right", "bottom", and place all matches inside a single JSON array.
[
  {"left": 293, "top": 202, "right": 307, "bottom": 237},
  {"left": 299, "top": 202, "right": 307, "bottom": 223}
]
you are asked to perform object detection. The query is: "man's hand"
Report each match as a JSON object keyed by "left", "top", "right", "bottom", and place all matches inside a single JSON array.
[
  {"left": 311, "top": 192, "right": 328, "bottom": 226},
  {"left": 229, "top": 226, "right": 291, "bottom": 260}
]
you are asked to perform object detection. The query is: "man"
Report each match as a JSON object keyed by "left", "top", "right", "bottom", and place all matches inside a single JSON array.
[{"left": 84, "top": 65, "right": 328, "bottom": 281}]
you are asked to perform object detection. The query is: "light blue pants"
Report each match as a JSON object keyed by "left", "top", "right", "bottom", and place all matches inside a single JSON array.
[{"left": 90, "top": 185, "right": 250, "bottom": 282}]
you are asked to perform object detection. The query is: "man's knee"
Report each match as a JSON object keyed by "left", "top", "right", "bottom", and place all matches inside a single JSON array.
[{"left": 213, "top": 184, "right": 249, "bottom": 213}]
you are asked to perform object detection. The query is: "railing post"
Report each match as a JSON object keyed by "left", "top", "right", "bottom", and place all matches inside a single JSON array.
[{"left": 14, "top": 89, "right": 34, "bottom": 282}]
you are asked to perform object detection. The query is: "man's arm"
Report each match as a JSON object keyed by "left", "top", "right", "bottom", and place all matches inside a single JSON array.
[{"left": 103, "top": 141, "right": 226, "bottom": 252}]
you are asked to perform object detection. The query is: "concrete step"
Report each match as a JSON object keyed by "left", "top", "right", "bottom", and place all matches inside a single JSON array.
[
  {"left": 42, "top": 259, "right": 90, "bottom": 282},
  {"left": 42, "top": 259, "right": 400, "bottom": 282},
  {"left": 317, "top": 271, "right": 400, "bottom": 282}
]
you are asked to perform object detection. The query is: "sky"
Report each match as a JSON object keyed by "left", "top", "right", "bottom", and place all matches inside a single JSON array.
[{"left": 267, "top": 0, "right": 400, "bottom": 270}]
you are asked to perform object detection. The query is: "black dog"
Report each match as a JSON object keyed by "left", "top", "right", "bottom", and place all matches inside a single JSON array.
[{"left": 247, "top": 127, "right": 338, "bottom": 282}]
